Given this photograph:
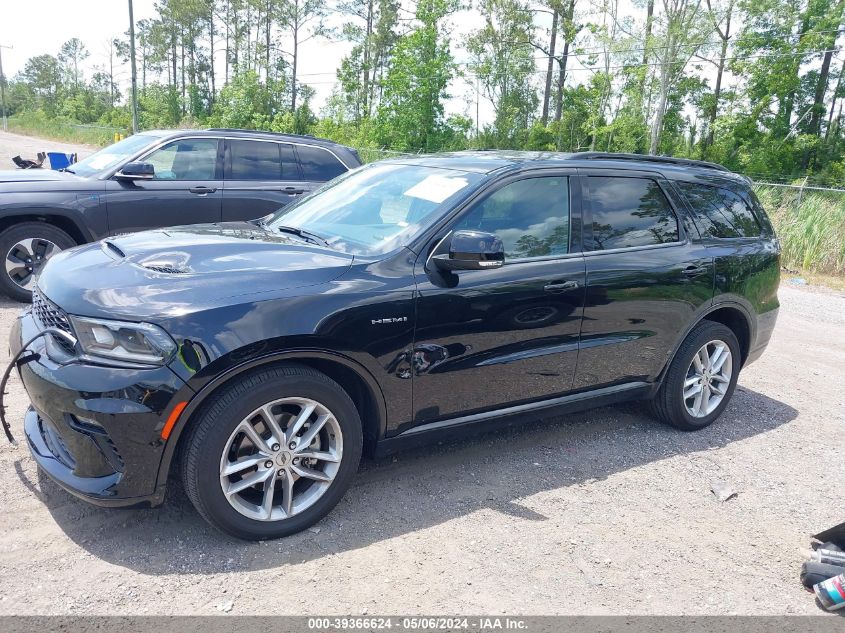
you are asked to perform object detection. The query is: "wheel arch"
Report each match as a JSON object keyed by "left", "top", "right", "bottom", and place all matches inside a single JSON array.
[
  {"left": 156, "top": 350, "right": 388, "bottom": 489},
  {"left": 701, "top": 304, "right": 752, "bottom": 365},
  {"left": 0, "top": 212, "right": 89, "bottom": 245},
  {"left": 658, "top": 302, "right": 754, "bottom": 387}
]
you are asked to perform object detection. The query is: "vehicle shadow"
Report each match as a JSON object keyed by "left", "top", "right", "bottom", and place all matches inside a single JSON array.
[{"left": 24, "top": 384, "right": 796, "bottom": 575}]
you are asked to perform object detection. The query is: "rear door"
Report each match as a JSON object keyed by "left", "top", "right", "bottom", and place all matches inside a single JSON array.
[
  {"left": 574, "top": 170, "right": 714, "bottom": 390},
  {"left": 222, "top": 139, "right": 305, "bottom": 222},
  {"left": 104, "top": 137, "right": 223, "bottom": 234}
]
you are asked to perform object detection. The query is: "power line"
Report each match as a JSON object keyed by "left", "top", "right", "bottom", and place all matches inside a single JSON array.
[
  {"left": 290, "top": 47, "right": 845, "bottom": 81},
  {"left": 521, "top": 27, "right": 845, "bottom": 60}
]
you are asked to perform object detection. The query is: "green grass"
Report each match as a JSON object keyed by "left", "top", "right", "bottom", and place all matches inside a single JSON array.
[
  {"left": 6, "top": 112, "right": 124, "bottom": 147},
  {"left": 756, "top": 185, "right": 845, "bottom": 276}
]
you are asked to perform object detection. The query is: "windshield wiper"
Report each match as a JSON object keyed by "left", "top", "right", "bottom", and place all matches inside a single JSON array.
[
  {"left": 58, "top": 167, "right": 75, "bottom": 174},
  {"left": 276, "top": 225, "right": 332, "bottom": 248}
]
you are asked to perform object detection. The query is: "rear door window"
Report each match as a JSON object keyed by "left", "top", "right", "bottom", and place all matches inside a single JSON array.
[
  {"left": 228, "top": 140, "right": 287, "bottom": 180},
  {"left": 675, "top": 181, "right": 762, "bottom": 238},
  {"left": 587, "top": 176, "right": 679, "bottom": 249},
  {"left": 297, "top": 145, "right": 348, "bottom": 181}
]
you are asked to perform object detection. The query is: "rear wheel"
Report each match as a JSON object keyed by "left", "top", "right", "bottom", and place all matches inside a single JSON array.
[
  {"left": 0, "top": 223, "right": 75, "bottom": 302},
  {"left": 651, "top": 320, "right": 740, "bottom": 431},
  {"left": 181, "top": 364, "right": 363, "bottom": 540}
]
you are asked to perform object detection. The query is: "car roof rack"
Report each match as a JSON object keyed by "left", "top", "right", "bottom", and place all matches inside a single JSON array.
[
  {"left": 206, "top": 128, "right": 313, "bottom": 138},
  {"left": 569, "top": 152, "right": 732, "bottom": 173}
]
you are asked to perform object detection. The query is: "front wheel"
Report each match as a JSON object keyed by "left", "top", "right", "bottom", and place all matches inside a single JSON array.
[
  {"left": 181, "top": 364, "right": 363, "bottom": 540},
  {"left": 0, "top": 223, "right": 76, "bottom": 302},
  {"left": 651, "top": 320, "right": 741, "bottom": 431}
]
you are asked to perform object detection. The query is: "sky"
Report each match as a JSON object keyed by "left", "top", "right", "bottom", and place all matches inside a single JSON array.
[
  {"left": 0, "top": 0, "right": 356, "bottom": 110},
  {"left": 0, "top": 0, "right": 704, "bottom": 129},
  {"left": 0, "top": 0, "right": 496, "bottom": 122}
]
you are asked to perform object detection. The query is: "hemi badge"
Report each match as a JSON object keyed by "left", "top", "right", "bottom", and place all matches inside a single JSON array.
[{"left": 371, "top": 317, "right": 408, "bottom": 325}]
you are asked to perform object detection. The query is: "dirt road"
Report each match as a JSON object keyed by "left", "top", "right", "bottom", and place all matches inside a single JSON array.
[
  {"left": 0, "top": 130, "right": 96, "bottom": 170},
  {"left": 0, "top": 281, "right": 841, "bottom": 615}
]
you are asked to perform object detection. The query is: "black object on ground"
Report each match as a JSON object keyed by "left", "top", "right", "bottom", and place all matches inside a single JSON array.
[
  {"left": 815, "top": 524, "right": 845, "bottom": 548},
  {"left": 11, "top": 152, "right": 45, "bottom": 169},
  {"left": 802, "top": 523, "right": 845, "bottom": 611},
  {"left": 801, "top": 561, "right": 845, "bottom": 589}
]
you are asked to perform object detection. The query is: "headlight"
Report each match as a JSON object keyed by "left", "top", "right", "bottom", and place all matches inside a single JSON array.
[{"left": 69, "top": 316, "right": 177, "bottom": 366}]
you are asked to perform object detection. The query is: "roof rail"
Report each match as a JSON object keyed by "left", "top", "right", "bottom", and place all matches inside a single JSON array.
[
  {"left": 569, "top": 152, "right": 732, "bottom": 173},
  {"left": 205, "top": 128, "right": 307, "bottom": 137}
]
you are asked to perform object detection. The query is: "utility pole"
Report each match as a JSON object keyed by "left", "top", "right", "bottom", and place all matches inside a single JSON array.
[
  {"left": 475, "top": 75, "right": 480, "bottom": 140},
  {"left": 128, "top": 0, "right": 139, "bottom": 134},
  {"left": 0, "top": 44, "right": 11, "bottom": 132}
]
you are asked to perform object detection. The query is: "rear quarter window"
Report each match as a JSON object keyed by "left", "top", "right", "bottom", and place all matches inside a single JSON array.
[
  {"left": 675, "top": 181, "right": 762, "bottom": 238},
  {"left": 297, "top": 146, "right": 348, "bottom": 181}
]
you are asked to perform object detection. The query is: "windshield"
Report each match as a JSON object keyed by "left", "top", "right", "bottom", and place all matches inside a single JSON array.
[
  {"left": 267, "top": 163, "right": 482, "bottom": 256},
  {"left": 70, "top": 134, "right": 159, "bottom": 177}
]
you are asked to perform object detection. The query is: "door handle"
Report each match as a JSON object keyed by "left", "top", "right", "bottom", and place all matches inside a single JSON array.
[
  {"left": 544, "top": 280, "right": 580, "bottom": 293},
  {"left": 682, "top": 265, "right": 709, "bottom": 278},
  {"left": 281, "top": 186, "right": 305, "bottom": 195},
  {"left": 189, "top": 186, "right": 217, "bottom": 195}
]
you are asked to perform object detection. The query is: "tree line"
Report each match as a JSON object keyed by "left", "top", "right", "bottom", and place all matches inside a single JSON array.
[{"left": 3, "top": 0, "right": 845, "bottom": 185}]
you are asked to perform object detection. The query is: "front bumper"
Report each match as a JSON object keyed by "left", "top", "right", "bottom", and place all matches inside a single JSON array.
[{"left": 11, "top": 312, "right": 189, "bottom": 507}]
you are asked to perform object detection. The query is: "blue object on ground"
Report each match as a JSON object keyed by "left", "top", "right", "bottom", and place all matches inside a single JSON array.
[{"left": 47, "top": 152, "right": 74, "bottom": 170}]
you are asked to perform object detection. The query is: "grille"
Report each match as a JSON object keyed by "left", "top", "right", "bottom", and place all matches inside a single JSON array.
[{"left": 31, "top": 288, "right": 76, "bottom": 355}]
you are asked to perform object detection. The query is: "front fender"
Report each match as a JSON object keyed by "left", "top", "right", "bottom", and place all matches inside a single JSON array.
[
  {"left": 0, "top": 192, "right": 104, "bottom": 241},
  {"left": 153, "top": 347, "right": 389, "bottom": 493}
]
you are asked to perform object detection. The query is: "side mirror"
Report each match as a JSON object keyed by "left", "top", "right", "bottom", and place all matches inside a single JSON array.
[
  {"left": 115, "top": 162, "right": 155, "bottom": 180},
  {"left": 432, "top": 230, "right": 505, "bottom": 271}
]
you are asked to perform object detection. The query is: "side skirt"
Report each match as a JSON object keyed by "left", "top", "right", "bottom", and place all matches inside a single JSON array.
[{"left": 375, "top": 381, "right": 654, "bottom": 457}]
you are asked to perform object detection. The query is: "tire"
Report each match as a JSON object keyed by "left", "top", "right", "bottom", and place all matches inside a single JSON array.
[
  {"left": 650, "top": 320, "right": 741, "bottom": 431},
  {"left": 181, "top": 364, "right": 363, "bottom": 540},
  {"left": 0, "top": 222, "right": 76, "bottom": 302}
]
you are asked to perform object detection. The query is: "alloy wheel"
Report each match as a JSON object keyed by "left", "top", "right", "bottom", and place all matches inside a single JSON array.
[
  {"left": 683, "top": 339, "right": 733, "bottom": 418},
  {"left": 219, "top": 397, "right": 343, "bottom": 521},
  {"left": 5, "top": 238, "right": 62, "bottom": 290}
]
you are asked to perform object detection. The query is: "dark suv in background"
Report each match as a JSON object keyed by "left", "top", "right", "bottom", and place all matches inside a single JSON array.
[
  {"left": 0, "top": 129, "right": 361, "bottom": 301},
  {"left": 9, "top": 151, "right": 780, "bottom": 540}
]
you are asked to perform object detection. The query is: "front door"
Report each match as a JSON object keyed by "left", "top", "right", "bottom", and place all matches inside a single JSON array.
[
  {"left": 104, "top": 137, "right": 223, "bottom": 235},
  {"left": 411, "top": 172, "right": 586, "bottom": 426}
]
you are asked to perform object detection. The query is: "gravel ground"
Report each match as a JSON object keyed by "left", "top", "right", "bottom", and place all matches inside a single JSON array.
[
  {"left": 0, "top": 131, "right": 843, "bottom": 616},
  {"left": 0, "top": 282, "right": 841, "bottom": 616},
  {"left": 0, "top": 130, "right": 96, "bottom": 169}
]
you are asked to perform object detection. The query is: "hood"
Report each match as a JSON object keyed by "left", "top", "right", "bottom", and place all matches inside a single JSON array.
[
  {"left": 0, "top": 169, "right": 94, "bottom": 193},
  {"left": 36, "top": 222, "right": 354, "bottom": 320},
  {"left": 0, "top": 169, "right": 83, "bottom": 183}
]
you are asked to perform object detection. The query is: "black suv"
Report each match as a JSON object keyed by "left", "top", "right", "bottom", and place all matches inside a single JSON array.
[
  {"left": 0, "top": 129, "right": 361, "bottom": 301},
  {"left": 9, "top": 151, "right": 780, "bottom": 540}
]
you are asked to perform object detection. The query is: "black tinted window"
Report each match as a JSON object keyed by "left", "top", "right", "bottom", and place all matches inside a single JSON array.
[
  {"left": 588, "top": 176, "right": 679, "bottom": 249},
  {"left": 676, "top": 181, "right": 761, "bottom": 238},
  {"left": 297, "top": 146, "right": 347, "bottom": 181},
  {"left": 456, "top": 177, "right": 570, "bottom": 258},
  {"left": 229, "top": 140, "right": 282, "bottom": 180}
]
